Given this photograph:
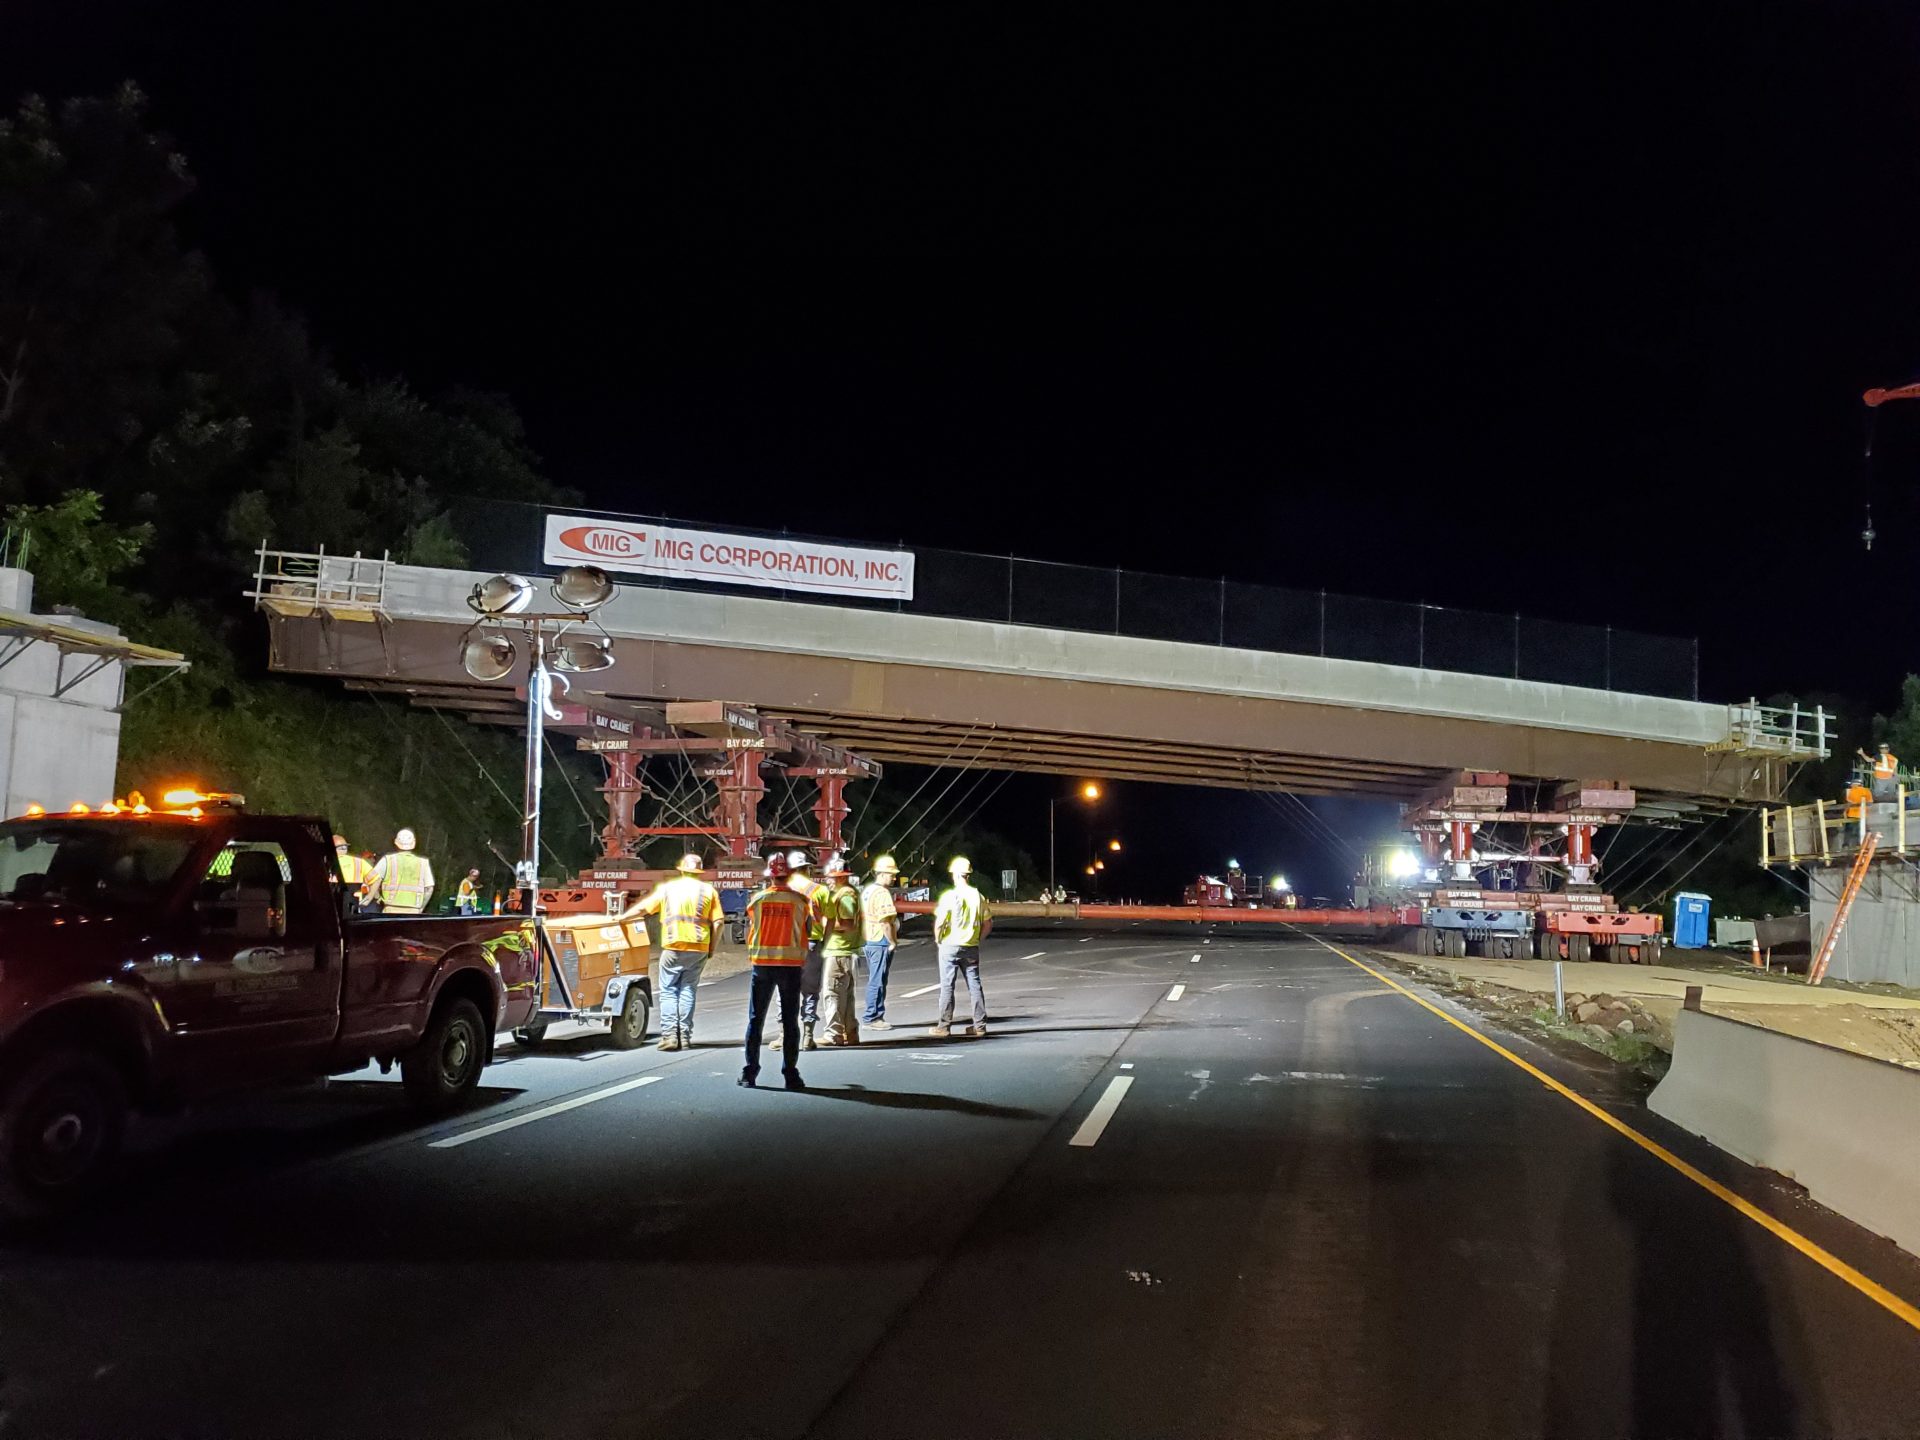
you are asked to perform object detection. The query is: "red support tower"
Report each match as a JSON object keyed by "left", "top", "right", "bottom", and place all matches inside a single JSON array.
[
  {"left": 790, "top": 767, "right": 857, "bottom": 857},
  {"left": 710, "top": 749, "right": 767, "bottom": 859},
  {"left": 597, "top": 750, "right": 645, "bottom": 862}
]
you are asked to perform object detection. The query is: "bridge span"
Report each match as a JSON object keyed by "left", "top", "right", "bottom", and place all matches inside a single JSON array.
[{"left": 255, "top": 551, "right": 1804, "bottom": 814}]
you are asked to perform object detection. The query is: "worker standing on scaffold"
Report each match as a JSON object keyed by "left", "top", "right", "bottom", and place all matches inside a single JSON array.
[{"left": 1860, "top": 742, "right": 1902, "bottom": 803}]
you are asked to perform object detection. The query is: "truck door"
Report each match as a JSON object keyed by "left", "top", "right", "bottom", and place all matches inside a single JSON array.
[{"left": 167, "top": 825, "right": 341, "bottom": 1082}]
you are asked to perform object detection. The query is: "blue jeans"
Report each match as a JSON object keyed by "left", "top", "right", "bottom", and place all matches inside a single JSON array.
[
  {"left": 937, "top": 943, "right": 986, "bottom": 1028},
  {"left": 745, "top": 965, "right": 802, "bottom": 1075},
  {"left": 861, "top": 939, "right": 895, "bottom": 1022},
  {"left": 800, "top": 942, "right": 823, "bottom": 1024},
  {"left": 659, "top": 948, "right": 707, "bottom": 1038}
]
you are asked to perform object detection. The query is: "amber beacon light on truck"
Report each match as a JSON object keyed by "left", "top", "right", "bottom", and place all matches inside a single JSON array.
[{"left": 12, "top": 784, "right": 246, "bottom": 822}]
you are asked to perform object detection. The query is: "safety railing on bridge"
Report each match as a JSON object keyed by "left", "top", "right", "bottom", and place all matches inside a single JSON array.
[
  {"left": 245, "top": 547, "right": 391, "bottom": 622},
  {"left": 437, "top": 501, "right": 1701, "bottom": 701}
]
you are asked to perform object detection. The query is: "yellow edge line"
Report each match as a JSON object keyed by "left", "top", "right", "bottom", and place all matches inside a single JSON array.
[{"left": 1317, "top": 939, "right": 1920, "bottom": 1336}]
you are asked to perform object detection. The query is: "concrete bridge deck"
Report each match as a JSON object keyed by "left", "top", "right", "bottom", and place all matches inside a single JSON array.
[{"left": 261, "top": 560, "right": 1786, "bottom": 806}]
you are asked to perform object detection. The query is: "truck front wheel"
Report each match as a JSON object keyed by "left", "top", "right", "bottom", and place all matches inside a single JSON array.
[
  {"left": 0, "top": 1049, "right": 128, "bottom": 1220},
  {"left": 402, "top": 998, "right": 487, "bottom": 1113}
]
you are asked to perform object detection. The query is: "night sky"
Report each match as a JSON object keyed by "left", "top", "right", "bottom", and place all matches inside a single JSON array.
[{"left": 9, "top": 1, "right": 1920, "bottom": 895}]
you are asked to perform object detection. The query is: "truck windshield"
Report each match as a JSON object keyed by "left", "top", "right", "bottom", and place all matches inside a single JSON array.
[{"left": 0, "top": 821, "right": 202, "bottom": 907}]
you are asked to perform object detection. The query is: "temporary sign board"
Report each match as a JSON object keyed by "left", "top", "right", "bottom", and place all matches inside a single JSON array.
[
  {"left": 543, "top": 514, "right": 915, "bottom": 601},
  {"left": 1001, "top": 869, "right": 1018, "bottom": 896}
]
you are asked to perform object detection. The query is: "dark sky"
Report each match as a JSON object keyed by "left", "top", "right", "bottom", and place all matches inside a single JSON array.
[{"left": 9, "top": 1, "right": 1920, "bottom": 894}]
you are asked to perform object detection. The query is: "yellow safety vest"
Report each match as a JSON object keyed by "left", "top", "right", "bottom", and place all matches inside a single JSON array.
[
  {"left": 820, "top": 885, "right": 862, "bottom": 957},
  {"left": 791, "top": 878, "right": 828, "bottom": 942},
  {"left": 641, "top": 876, "right": 724, "bottom": 950},
  {"left": 337, "top": 853, "right": 373, "bottom": 887},
  {"left": 374, "top": 852, "right": 431, "bottom": 911},
  {"left": 934, "top": 882, "right": 989, "bottom": 946}
]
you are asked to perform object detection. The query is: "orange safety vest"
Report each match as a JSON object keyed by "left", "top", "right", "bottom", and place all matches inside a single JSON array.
[
  {"left": 640, "top": 875, "right": 724, "bottom": 950},
  {"left": 745, "top": 886, "right": 811, "bottom": 965},
  {"left": 1875, "top": 752, "right": 1900, "bottom": 780}
]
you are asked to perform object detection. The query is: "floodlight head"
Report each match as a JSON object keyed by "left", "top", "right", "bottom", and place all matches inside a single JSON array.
[
  {"left": 551, "top": 565, "right": 615, "bottom": 612},
  {"left": 550, "top": 636, "right": 615, "bottom": 673},
  {"left": 469, "top": 574, "right": 533, "bottom": 616},
  {"left": 461, "top": 633, "right": 517, "bottom": 681}
]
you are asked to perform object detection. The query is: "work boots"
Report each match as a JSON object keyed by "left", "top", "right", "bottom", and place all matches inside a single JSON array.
[
  {"left": 657, "top": 1034, "right": 682, "bottom": 1052},
  {"left": 802, "top": 1021, "right": 818, "bottom": 1051},
  {"left": 782, "top": 1068, "right": 807, "bottom": 1091}
]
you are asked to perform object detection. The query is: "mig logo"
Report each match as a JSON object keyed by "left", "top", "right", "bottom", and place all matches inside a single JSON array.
[{"left": 559, "top": 524, "right": 648, "bottom": 558}]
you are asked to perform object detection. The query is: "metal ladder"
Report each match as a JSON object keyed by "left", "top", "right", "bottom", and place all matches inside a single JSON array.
[{"left": 1808, "top": 831, "right": 1877, "bottom": 985}]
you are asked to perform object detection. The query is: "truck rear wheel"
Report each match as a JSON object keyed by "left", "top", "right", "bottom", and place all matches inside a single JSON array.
[
  {"left": 0, "top": 1049, "right": 128, "bottom": 1220},
  {"left": 609, "top": 986, "right": 651, "bottom": 1051},
  {"left": 402, "top": 998, "right": 486, "bottom": 1113},
  {"left": 1568, "top": 933, "right": 1592, "bottom": 963}
]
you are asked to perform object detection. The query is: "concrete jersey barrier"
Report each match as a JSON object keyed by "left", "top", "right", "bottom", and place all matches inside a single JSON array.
[{"left": 1649, "top": 1006, "right": 1920, "bottom": 1256}]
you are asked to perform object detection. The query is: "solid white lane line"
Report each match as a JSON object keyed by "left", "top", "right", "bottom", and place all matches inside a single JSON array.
[
  {"left": 1020, "top": 951, "right": 1047, "bottom": 960},
  {"left": 1069, "top": 1076, "right": 1136, "bottom": 1148},
  {"left": 1166, "top": 983, "right": 1186, "bottom": 1001},
  {"left": 902, "top": 982, "right": 941, "bottom": 998},
  {"left": 430, "top": 1075, "right": 663, "bottom": 1149}
]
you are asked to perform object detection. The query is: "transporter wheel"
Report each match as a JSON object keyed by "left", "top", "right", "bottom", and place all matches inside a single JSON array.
[
  {"left": 1535, "top": 932, "right": 1558, "bottom": 960},
  {"left": 1568, "top": 933, "right": 1592, "bottom": 963},
  {"left": 1641, "top": 937, "right": 1664, "bottom": 965},
  {"left": 1493, "top": 936, "right": 1518, "bottom": 960},
  {"left": 1442, "top": 930, "right": 1467, "bottom": 959}
]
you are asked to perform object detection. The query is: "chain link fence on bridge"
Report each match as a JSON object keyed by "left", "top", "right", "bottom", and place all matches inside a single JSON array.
[{"left": 447, "top": 500, "right": 1699, "bottom": 701}]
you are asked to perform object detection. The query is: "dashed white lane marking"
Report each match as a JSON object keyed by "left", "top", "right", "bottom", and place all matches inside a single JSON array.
[
  {"left": 430, "top": 1075, "right": 663, "bottom": 1149},
  {"left": 1166, "top": 983, "right": 1186, "bottom": 1001},
  {"left": 1079, "top": 936, "right": 1094, "bottom": 944},
  {"left": 901, "top": 982, "right": 941, "bottom": 998},
  {"left": 1069, "top": 1076, "right": 1136, "bottom": 1148},
  {"left": 1120, "top": 1062, "right": 1134, "bottom": 1070},
  {"left": 1190, "top": 954, "right": 1201, "bottom": 963},
  {"left": 1020, "top": 951, "right": 1047, "bottom": 960}
]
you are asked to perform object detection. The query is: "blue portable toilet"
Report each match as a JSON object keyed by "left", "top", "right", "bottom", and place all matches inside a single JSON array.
[{"left": 1672, "top": 892, "right": 1711, "bottom": 950}]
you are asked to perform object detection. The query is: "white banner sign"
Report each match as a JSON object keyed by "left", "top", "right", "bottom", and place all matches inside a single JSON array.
[{"left": 543, "top": 514, "right": 915, "bottom": 601}]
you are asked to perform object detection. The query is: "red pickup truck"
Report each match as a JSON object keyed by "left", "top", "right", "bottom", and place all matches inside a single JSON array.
[{"left": 0, "top": 805, "right": 539, "bottom": 1216}]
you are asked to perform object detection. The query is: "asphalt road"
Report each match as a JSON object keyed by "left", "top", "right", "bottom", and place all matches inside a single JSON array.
[{"left": 4, "top": 931, "right": 1920, "bottom": 1439}]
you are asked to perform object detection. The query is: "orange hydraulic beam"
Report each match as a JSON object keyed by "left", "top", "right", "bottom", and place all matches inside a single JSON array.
[{"left": 893, "top": 901, "right": 1402, "bottom": 927}]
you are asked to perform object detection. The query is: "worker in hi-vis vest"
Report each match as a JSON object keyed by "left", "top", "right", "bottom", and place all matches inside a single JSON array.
[
  {"left": 740, "top": 853, "right": 811, "bottom": 1090},
  {"left": 620, "top": 852, "right": 724, "bottom": 1051},
  {"left": 366, "top": 828, "right": 435, "bottom": 915},
  {"left": 931, "top": 855, "right": 992, "bottom": 1039},
  {"left": 1860, "top": 742, "right": 1902, "bottom": 803}
]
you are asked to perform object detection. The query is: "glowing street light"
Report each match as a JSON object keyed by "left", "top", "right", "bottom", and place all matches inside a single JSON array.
[
  {"left": 1387, "top": 849, "right": 1420, "bottom": 880},
  {"left": 1108, "top": 838, "right": 1122, "bottom": 852},
  {"left": 1051, "top": 782, "right": 1104, "bottom": 899}
]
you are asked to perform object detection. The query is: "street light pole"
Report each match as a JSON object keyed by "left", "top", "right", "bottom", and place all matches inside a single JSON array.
[
  {"left": 518, "top": 621, "right": 548, "bottom": 913},
  {"left": 1048, "top": 797, "right": 1056, "bottom": 902}
]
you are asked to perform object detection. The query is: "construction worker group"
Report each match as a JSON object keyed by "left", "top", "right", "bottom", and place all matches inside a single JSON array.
[{"left": 617, "top": 847, "right": 990, "bottom": 1090}]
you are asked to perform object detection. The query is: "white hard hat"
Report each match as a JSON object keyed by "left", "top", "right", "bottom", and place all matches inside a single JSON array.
[
  {"left": 394, "top": 828, "right": 417, "bottom": 851},
  {"left": 949, "top": 855, "right": 971, "bottom": 876},
  {"left": 677, "top": 852, "right": 704, "bottom": 872},
  {"left": 786, "top": 850, "right": 812, "bottom": 870},
  {"left": 872, "top": 853, "right": 899, "bottom": 875}
]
